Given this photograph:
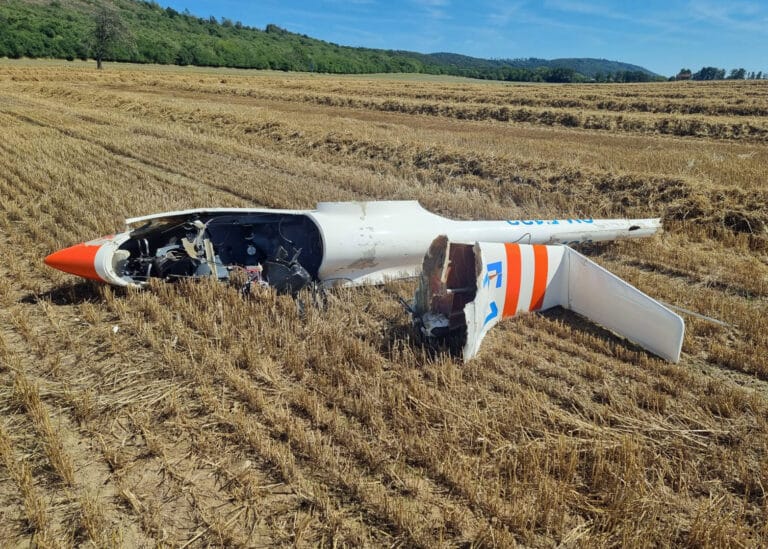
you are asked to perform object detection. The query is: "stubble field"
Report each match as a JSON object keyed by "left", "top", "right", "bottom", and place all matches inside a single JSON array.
[{"left": 0, "top": 61, "right": 767, "bottom": 547}]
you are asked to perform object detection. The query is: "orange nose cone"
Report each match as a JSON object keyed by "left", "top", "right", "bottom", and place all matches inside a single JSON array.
[{"left": 44, "top": 242, "right": 102, "bottom": 281}]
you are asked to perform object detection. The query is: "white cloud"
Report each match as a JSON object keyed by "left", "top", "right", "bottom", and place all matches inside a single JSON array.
[
  {"left": 487, "top": 2, "right": 525, "bottom": 27},
  {"left": 687, "top": 1, "right": 768, "bottom": 34},
  {"left": 411, "top": 0, "right": 451, "bottom": 20}
]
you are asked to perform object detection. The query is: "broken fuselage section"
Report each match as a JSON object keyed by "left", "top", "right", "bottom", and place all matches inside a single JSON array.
[
  {"left": 115, "top": 210, "right": 322, "bottom": 294},
  {"left": 45, "top": 201, "right": 663, "bottom": 295},
  {"left": 413, "top": 236, "right": 685, "bottom": 363}
]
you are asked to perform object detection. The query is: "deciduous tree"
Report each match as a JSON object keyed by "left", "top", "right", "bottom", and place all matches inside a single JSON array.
[
  {"left": 92, "top": 6, "right": 125, "bottom": 69},
  {"left": 692, "top": 67, "right": 725, "bottom": 80},
  {"left": 727, "top": 68, "right": 746, "bottom": 80}
]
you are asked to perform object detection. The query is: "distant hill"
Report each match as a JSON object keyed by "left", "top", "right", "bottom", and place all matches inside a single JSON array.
[
  {"left": 418, "top": 53, "right": 658, "bottom": 79},
  {"left": 0, "top": 0, "right": 662, "bottom": 82}
]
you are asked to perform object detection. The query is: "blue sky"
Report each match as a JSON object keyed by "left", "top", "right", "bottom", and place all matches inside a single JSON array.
[{"left": 161, "top": 1, "right": 768, "bottom": 76}]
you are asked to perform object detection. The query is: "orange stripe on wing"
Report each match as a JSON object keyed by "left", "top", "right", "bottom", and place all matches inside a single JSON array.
[
  {"left": 529, "top": 245, "right": 548, "bottom": 311},
  {"left": 503, "top": 243, "right": 522, "bottom": 318}
]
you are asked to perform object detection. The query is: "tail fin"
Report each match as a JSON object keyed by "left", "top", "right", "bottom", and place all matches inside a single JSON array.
[{"left": 414, "top": 237, "right": 684, "bottom": 362}]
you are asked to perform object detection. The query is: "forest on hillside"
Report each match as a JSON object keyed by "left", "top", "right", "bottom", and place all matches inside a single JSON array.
[{"left": 0, "top": 0, "right": 664, "bottom": 82}]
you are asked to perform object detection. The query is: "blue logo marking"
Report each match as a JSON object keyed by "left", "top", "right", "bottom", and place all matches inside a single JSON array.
[
  {"left": 484, "top": 301, "right": 498, "bottom": 325},
  {"left": 483, "top": 262, "right": 503, "bottom": 288}
]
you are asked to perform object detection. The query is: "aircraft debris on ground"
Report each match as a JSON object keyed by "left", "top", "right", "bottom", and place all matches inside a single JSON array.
[
  {"left": 44, "top": 200, "right": 683, "bottom": 362},
  {"left": 413, "top": 236, "right": 684, "bottom": 363}
]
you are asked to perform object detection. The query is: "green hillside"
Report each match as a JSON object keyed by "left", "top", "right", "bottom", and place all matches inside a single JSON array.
[
  {"left": 419, "top": 53, "right": 657, "bottom": 80},
  {"left": 0, "top": 0, "right": 662, "bottom": 82}
]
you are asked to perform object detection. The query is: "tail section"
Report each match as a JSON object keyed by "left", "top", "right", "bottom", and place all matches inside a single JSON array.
[
  {"left": 561, "top": 247, "right": 684, "bottom": 362},
  {"left": 414, "top": 237, "right": 684, "bottom": 362}
]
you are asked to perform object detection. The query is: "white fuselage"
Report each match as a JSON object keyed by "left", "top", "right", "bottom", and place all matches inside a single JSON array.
[{"left": 57, "top": 201, "right": 661, "bottom": 287}]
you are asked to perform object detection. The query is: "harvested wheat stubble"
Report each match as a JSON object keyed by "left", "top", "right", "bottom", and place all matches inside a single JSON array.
[{"left": 0, "top": 61, "right": 766, "bottom": 547}]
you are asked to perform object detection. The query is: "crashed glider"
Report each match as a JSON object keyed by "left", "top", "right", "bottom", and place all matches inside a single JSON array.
[
  {"left": 44, "top": 200, "right": 682, "bottom": 360},
  {"left": 44, "top": 200, "right": 659, "bottom": 290},
  {"left": 413, "top": 236, "right": 684, "bottom": 363}
]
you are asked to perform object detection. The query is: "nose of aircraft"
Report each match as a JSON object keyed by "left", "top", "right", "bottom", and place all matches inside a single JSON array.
[{"left": 44, "top": 242, "right": 103, "bottom": 281}]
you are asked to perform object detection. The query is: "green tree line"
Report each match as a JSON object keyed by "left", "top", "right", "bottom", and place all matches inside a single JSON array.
[
  {"left": 0, "top": 0, "right": 661, "bottom": 83},
  {"left": 675, "top": 67, "right": 765, "bottom": 80}
]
